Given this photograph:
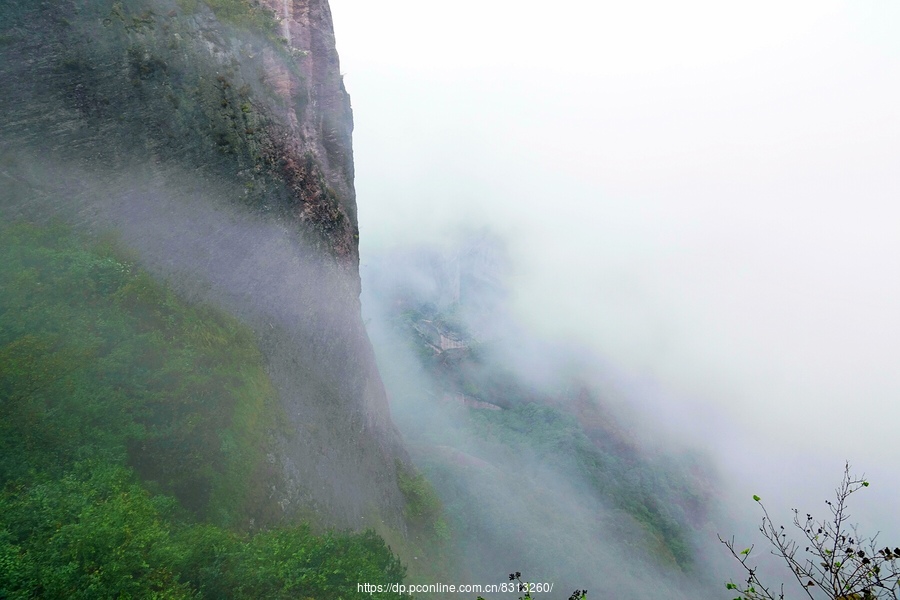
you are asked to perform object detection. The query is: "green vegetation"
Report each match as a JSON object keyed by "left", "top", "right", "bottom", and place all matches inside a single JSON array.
[
  {"left": 176, "top": 0, "right": 281, "bottom": 34},
  {"left": 388, "top": 303, "right": 702, "bottom": 570},
  {"left": 0, "top": 463, "right": 194, "bottom": 599},
  {"left": 360, "top": 292, "right": 716, "bottom": 596},
  {"left": 0, "top": 220, "right": 406, "bottom": 598},
  {"left": 396, "top": 461, "right": 448, "bottom": 541},
  {"left": 381, "top": 462, "right": 455, "bottom": 594},
  {"left": 0, "top": 461, "right": 405, "bottom": 599},
  {"left": 0, "top": 220, "right": 276, "bottom": 523},
  {"left": 467, "top": 403, "right": 695, "bottom": 567}
]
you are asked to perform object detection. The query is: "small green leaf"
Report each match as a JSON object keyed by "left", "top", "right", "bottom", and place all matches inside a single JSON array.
[
  {"left": 753, "top": 495, "right": 761, "bottom": 502},
  {"left": 740, "top": 548, "right": 751, "bottom": 556},
  {"left": 862, "top": 481, "right": 869, "bottom": 487}
]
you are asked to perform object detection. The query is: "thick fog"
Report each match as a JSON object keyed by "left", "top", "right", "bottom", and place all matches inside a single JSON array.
[{"left": 331, "top": 0, "right": 900, "bottom": 590}]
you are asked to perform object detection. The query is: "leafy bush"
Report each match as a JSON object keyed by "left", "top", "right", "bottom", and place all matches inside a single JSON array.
[
  {"left": 0, "top": 220, "right": 408, "bottom": 598},
  {"left": 0, "top": 463, "right": 406, "bottom": 599},
  {"left": 0, "top": 462, "right": 191, "bottom": 599}
]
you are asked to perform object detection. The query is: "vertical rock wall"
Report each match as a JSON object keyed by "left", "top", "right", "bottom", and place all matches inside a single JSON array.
[{"left": 0, "top": 0, "right": 409, "bottom": 532}]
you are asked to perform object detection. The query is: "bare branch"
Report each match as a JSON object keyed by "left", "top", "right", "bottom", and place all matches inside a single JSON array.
[{"left": 719, "top": 464, "right": 899, "bottom": 600}]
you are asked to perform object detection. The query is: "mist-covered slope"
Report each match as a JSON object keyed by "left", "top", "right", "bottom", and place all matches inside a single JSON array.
[
  {"left": 1, "top": 1, "right": 737, "bottom": 596},
  {"left": 0, "top": 0, "right": 409, "bottom": 533},
  {"left": 361, "top": 233, "right": 725, "bottom": 598},
  {"left": 0, "top": 221, "right": 406, "bottom": 598}
]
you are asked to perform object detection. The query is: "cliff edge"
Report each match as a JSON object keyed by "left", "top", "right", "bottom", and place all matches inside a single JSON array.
[{"left": 0, "top": 0, "right": 409, "bottom": 532}]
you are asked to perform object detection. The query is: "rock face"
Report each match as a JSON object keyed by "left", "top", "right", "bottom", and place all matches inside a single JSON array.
[
  {"left": 0, "top": 0, "right": 409, "bottom": 531},
  {"left": 253, "top": 0, "right": 360, "bottom": 262}
]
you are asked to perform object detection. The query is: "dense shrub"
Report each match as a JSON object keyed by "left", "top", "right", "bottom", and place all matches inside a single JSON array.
[{"left": 0, "top": 221, "right": 407, "bottom": 598}]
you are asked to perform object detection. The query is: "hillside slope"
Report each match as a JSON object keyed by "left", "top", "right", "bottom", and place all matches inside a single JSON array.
[{"left": 361, "top": 235, "right": 723, "bottom": 597}]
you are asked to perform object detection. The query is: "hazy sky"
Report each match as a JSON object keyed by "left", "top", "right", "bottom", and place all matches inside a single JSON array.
[{"left": 329, "top": 0, "right": 900, "bottom": 498}]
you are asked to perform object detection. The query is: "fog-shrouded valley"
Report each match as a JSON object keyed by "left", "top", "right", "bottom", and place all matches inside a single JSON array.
[{"left": 1, "top": 0, "right": 898, "bottom": 598}]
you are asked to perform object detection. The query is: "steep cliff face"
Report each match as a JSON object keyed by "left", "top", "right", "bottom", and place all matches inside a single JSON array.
[
  {"left": 0, "top": 0, "right": 408, "bottom": 531},
  {"left": 256, "top": 0, "right": 359, "bottom": 259}
]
